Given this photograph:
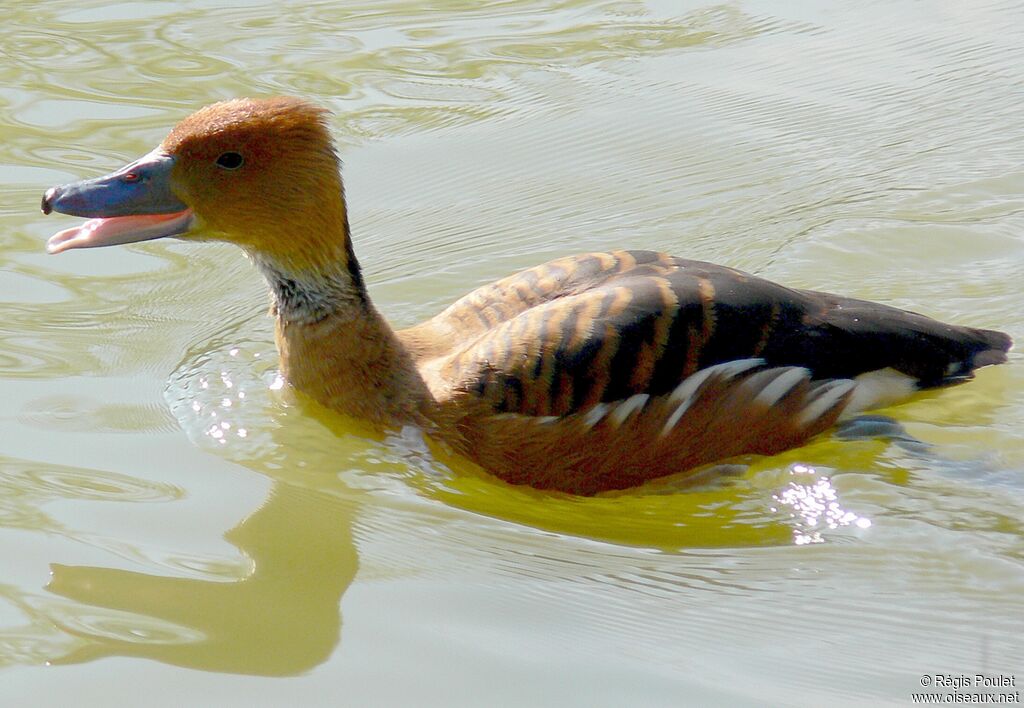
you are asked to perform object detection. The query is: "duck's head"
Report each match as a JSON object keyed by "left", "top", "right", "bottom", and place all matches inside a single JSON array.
[{"left": 42, "top": 97, "right": 351, "bottom": 274}]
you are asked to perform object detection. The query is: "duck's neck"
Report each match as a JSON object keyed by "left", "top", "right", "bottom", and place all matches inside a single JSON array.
[
  {"left": 255, "top": 248, "right": 367, "bottom": 326},
  {"left": 252, "top": 249, "right": 429, "bottom": 426}
]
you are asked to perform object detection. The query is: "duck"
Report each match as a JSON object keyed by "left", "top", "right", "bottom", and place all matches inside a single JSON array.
[{"left": 41, "top": 97, "right": 1012, "bottom": 495}]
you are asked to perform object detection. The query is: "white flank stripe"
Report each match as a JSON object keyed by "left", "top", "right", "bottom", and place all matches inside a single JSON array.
[
  {"left": 841, "top": 368, "right": 919, "bottom": 418},
  {"left": 660, "top": 359, "right": 765, "bottom": 438},
  {"left": 753, "top": 368, "right": 809, "bottom": 407},
  {"left": 668, "top": 358, "right": 764, "bottom": 405},
  {"left": 797, "top": 380, "right": 856, "bottom": 428},
  {"left": 582, "top": 403, "right": 610, "bottom": 429},
  {"left": 660, "top": 399, "right": 690, "bottom": 438},
  {"left": 667, "top": 368, "right": 717, "bottom": 405},
  {"left": 609, "top": 393, "right": 649, "bottom": 427}
]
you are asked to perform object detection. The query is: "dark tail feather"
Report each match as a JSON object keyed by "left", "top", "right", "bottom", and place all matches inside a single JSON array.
[
  {"left": 930, "top": 327, "right": 1013, "bottom": 387},
  {"left": 969, "top": 328, "right": 1012, "bottom": 369}
]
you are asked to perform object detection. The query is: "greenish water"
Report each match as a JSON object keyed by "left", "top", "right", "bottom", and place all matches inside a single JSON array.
[{"left": 2, "top": 1, "right": 1023, "bottom": 705}]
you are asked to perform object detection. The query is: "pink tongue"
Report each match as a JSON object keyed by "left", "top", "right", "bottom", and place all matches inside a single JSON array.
[{"left": 47, "top": 210, "right": 193, "bottom": 254}]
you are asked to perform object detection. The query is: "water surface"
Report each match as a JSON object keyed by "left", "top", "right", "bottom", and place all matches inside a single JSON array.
[{"left": 1, "top": 1, "right": 1022, "bottom": 706}]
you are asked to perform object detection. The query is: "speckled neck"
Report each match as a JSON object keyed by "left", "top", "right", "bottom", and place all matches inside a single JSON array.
[
  {"left": 252, "top": 252, "right": 368, "bottom": 326},
  {"left": 260, "top": 256, "right": 431, "bottom": 425}
]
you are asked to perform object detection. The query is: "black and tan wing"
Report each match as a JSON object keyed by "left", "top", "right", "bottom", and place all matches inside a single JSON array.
[
  {"left": 400, "top": 250, "right": 677, "bottom": 359},
  {"left": 434, "top": 250, "right": 1010, "bottom": 418}
]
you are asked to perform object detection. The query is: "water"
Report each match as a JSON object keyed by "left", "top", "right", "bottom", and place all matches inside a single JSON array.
[{"left": 1, "top": 1, "right": 1022, "bottom": 705}]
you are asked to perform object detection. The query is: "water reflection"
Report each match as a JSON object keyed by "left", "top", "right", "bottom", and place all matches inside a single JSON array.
[
  {"left": 46, "top": 479, "right": 357, "bottom": 675},
  {"left": 12, "top": 338, "right": 364, "bottom": 675}
]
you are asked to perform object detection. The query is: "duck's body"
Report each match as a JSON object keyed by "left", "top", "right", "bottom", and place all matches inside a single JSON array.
[
  {"left": 275, "top": 246, "right": 1008, "bottom": 494},
  {"left": 42, "top": 97, "right": 1011, "bottom": 495}
]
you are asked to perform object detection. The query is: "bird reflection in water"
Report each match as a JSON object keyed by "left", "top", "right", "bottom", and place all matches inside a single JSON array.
[{"left": 46, "top": 478, "right": 358, "bottom": 675}]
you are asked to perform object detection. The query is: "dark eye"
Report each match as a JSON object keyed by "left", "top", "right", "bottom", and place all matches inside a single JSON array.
[{"left": 216, "top": 152, "right": 244, "bottom": 170}]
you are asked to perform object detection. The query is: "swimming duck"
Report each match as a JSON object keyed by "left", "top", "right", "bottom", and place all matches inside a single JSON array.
[{"left": 41, "top": 97, "right": 1012, "bottom": 495}]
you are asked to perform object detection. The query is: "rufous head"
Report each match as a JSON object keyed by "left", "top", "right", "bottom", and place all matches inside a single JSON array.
[{"left": 42, "top": 97, "right": 350, "bottom": 273}]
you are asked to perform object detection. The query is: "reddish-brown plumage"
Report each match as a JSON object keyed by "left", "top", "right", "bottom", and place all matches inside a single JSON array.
[
  {"left": 446, "top": 365, "right": 851, "bottom": 495},
  {"left": 42, "top": 98, "right": 1013, "bottom": 495}
]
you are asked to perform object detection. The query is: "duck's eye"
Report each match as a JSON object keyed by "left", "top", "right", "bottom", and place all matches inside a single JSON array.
[{"left": 215, "top": 152, "right": 244, "bottom": 170}]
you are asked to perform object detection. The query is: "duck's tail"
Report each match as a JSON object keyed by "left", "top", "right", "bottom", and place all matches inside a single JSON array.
[
  {"left": 963, "top": 327, "right": 1012, "bottom": 370},
  {"left": 926, "top": 326, "right": 1012, "bottom": 387}
]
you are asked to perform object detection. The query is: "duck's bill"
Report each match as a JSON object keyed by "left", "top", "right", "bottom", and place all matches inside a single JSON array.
[
  {"left": 41, "top": 150, "right": 195, "bottom": 254},
  {"left": 45, "top": 211, "right": 195, "bottom": 254}
]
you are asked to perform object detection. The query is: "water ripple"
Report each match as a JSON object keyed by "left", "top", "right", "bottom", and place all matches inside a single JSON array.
[
  {"left": 3, "top": 0, "right": 1024, "bottom": 698},
  {"left": 0, "top": 455, "right": 183, "bottom": 532}
]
